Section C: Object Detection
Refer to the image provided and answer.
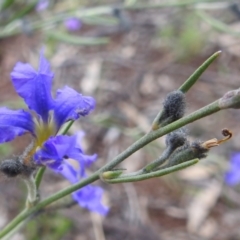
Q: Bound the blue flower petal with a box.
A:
[225,152,240,186]
[229,153,240,167]
[0,107,34,143]
[34,132,97,171]
[73,185,109,215]
[60,162,108,215]
[53,86,95,129]
[60,161,78,183]
[225,170,240,186]
[34,139,62,169]
[11,51,54,122]
[34,132,108,215]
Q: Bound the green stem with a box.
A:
[1,218,28,240]
[46,31,109,45]
[197,10,240,36]
[104,159,199,183]
[0,100,221,237]
[33,48,220,197]
[0,99,222,238]
[99,100,220,172]
[125,0,218,9]
[179,51,221,93]
[61,120,74,135]
[0,174,98,238]
[35,167,46,189]
[24,174,38,206]
[143,146,173,172]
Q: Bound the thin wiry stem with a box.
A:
[103,159,199,183]
[35,167,46,189]
[24,174,38,206]
[0,49,227,238]
[0,99,222,238]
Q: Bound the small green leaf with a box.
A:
[179,51,221,93]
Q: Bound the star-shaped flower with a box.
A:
[0,50,108,215]
[35,132,108,215]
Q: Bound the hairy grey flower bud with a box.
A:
[144,128,188,173]
[0,159,23,177]
[0,142,37,178]
[165,128,188,150]
[166,140,209,168]
[152,90,186,130]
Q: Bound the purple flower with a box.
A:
[9,49,95,147]
[64,17,82,32]
[225,153,240,186]
[36,0,49,12]
[35,132,109,215]
[59,154,108,215]
[34,132,96,172]
[0,50,108,215]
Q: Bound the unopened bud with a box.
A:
[0,159,23,177]
[219,88,240,109]
[0,154,36,178]
[152,90,186,130]
[144,128,187,173]
[165,128,188,150]
[165,141,209,168]
[159,129,232,169]
[101,169,124,180]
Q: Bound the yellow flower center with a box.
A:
[34,112,57,147]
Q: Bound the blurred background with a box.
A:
[1,0,240,239]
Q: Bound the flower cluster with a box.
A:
[0,50,108,215]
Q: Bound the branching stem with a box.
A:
[0,100,221,238]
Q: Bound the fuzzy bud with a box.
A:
[0,159,23,177]
[165,128,188,150]
[144,128,187,173]
[152,90,186,130]
[164,141,209,168]
[0,156,36,178]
